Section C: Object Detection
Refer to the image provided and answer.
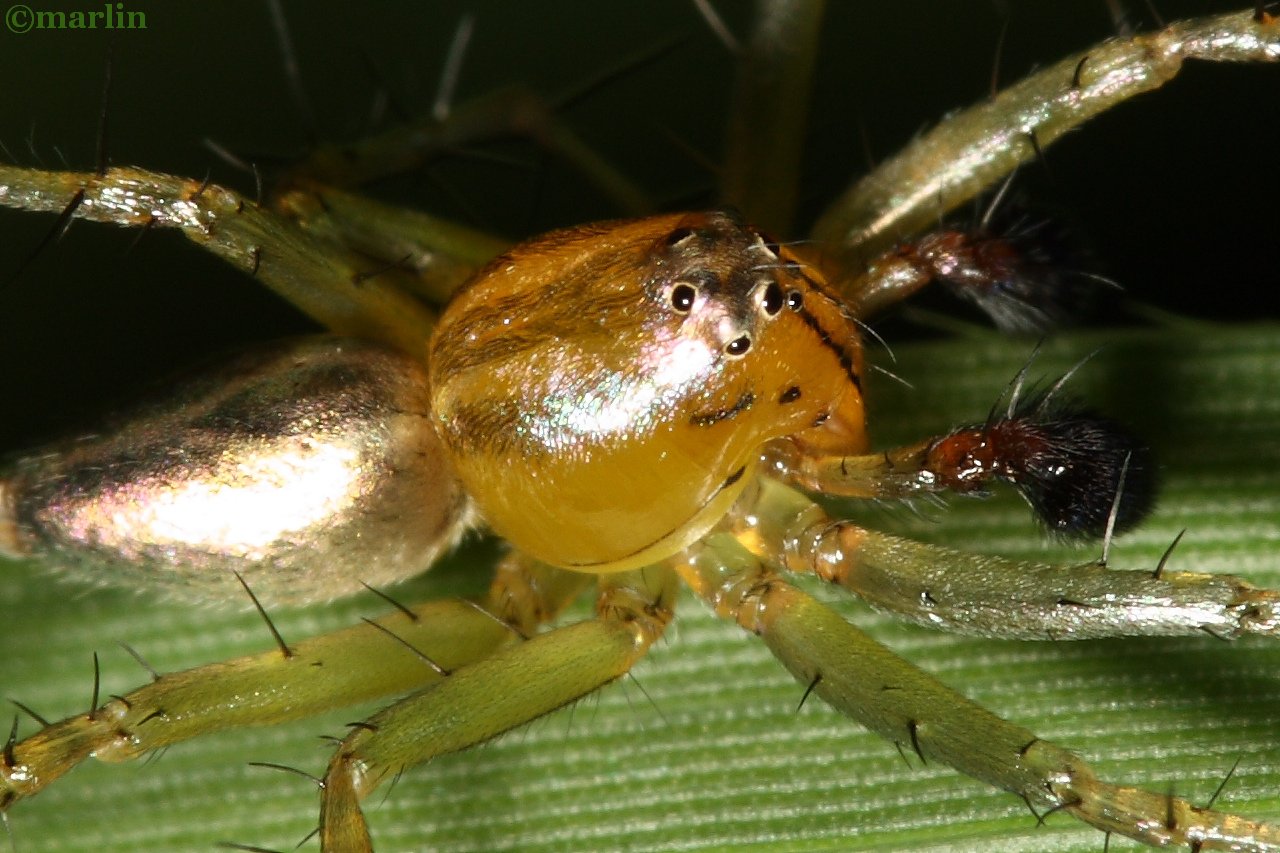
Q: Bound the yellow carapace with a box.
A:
[431,211,867,571]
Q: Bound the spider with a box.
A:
[1,2,1279,851]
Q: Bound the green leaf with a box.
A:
[5,323,1279,852]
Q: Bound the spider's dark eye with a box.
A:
[786,290,804,311]
[724,335,752,357]
[669,283,697,312]
[760,281,785,316]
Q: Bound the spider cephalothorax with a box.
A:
[430,210,867,570]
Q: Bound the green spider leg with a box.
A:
[0,556,588,812]
[319,566,677,852]
[676,527,1280,851]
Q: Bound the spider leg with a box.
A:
[0,86,648,336]
[318,564,677,852]
[0,163,437,354]
[0,557,589,812]
[269,184,506,306]
[1,30,668,335]
[677,532,1280,850]
[832,217,1108,333]
[719,0,824,235]
[284,85,655,218]
[812,9,1280,275]
[735,477,1280,641]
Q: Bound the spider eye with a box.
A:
[786,290,804,311]
[759,281,785,316]
[669,283,698,312]
[724,335,752,357]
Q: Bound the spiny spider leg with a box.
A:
[319,566,677,852]
[676,533,1280,851]
[0,558,588,812]
[812,9,1280,275]
[286,86,656,218]
[734,476,1280,642]
[0,164,435,353]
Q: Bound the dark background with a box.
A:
[0,0,1276,449]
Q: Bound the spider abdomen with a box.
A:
[0,337,469,605]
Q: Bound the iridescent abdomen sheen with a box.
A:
[1,338,469,604]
